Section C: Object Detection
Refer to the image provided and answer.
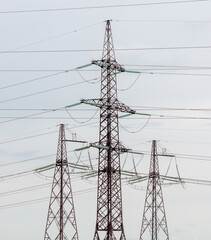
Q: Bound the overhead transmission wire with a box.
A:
[0,168,37,181]
[4,64,211,71]
[0,130,58,145]
[0,71,67,90]
[0,110,210,148]
[3,45,211,54]
[0,106,63,125]
[0,0,207,14]
[123,63,211,70]
[125,67,211,71]
[157,142,183,183]
[144,126,211,133]
[0,178,95,198]
[0,153,57,167]
[10,21,103,51]
[0,164,90,181]
[76,69,101,84]
[0,179,139,210]
[133,149,211,162]
[131,105,211,111]
[2,147,211,188]
[0,183,51,197]
[115,19,211,23]
[0,124,58,143]
[0,80,87,105]
[0,70,210,77]
[2,105,211,112]
[65,108,99,124]
[118,73,141,91]
[0,67,100,106]
[132,71,211,77]
[0,187,97,211]
[65,125,87,142]
[2,142,211,170]
[2,115,211,121]
[119,115,151,133]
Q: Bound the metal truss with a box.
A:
[81,20,136,240]
[44,124,79,240]
[140,140,169,240]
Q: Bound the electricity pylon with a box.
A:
[44,124,79,240]
[140,140,169,240]
[81,20,135,240]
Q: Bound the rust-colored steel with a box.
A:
[44,124,79,240]
[82,20,135,240]
[140,140,169,240]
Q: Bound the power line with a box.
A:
[0,183,51,197]
[0,164,89,181]
[136,149,211,161]
[2,45,211,54]
[0,80,86,105]
[132,105,211,111]
[0,108,96,111]
[0,124,58,142]
[2,64,211,72]
[10,22,103,51]
[145,126,211,132]
[4,64,211,71]
[0,71,68,90]
[0,0,206,14]
[0,69,100,72]
[0,106,65,125]
[1,105,211,112]
[1,115,211,121]
[124,64,211,69]
[116,19,211,23]
[133,71,211,77]
[0,153,56,167]
[0,69,99,91]
[0,130,58,145]
[0,187,97,210]
[0,197,49,210]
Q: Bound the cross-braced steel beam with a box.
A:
[140,140,169,240]
[44,124,79,240]
[87,20,134,240]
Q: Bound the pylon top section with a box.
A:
[92,20,125,73]
[56,124,68,166]
[102,20,115,61]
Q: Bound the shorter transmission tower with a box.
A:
[44,124,79,240]
[140,140,169,240]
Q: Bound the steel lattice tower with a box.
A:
[81,20,135,240]
[140,140,169,240]
[44,124,79,240]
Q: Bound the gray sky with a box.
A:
[0,0,211,239]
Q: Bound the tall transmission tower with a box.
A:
[81,20,135,240]
[140,140,169,240]
[44,124,79,240]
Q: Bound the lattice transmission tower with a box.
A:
[140,140,169,240]
[81,20,135,240]
[44,124,79,240]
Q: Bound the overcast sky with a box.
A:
[0,0,211,239]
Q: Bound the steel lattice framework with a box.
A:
[81,20,135,240]
[140,140,169,240]
[44,124,79,240]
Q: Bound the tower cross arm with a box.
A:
[80,98,136,114]
[114,100,136,114]
[92,60,125,72]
